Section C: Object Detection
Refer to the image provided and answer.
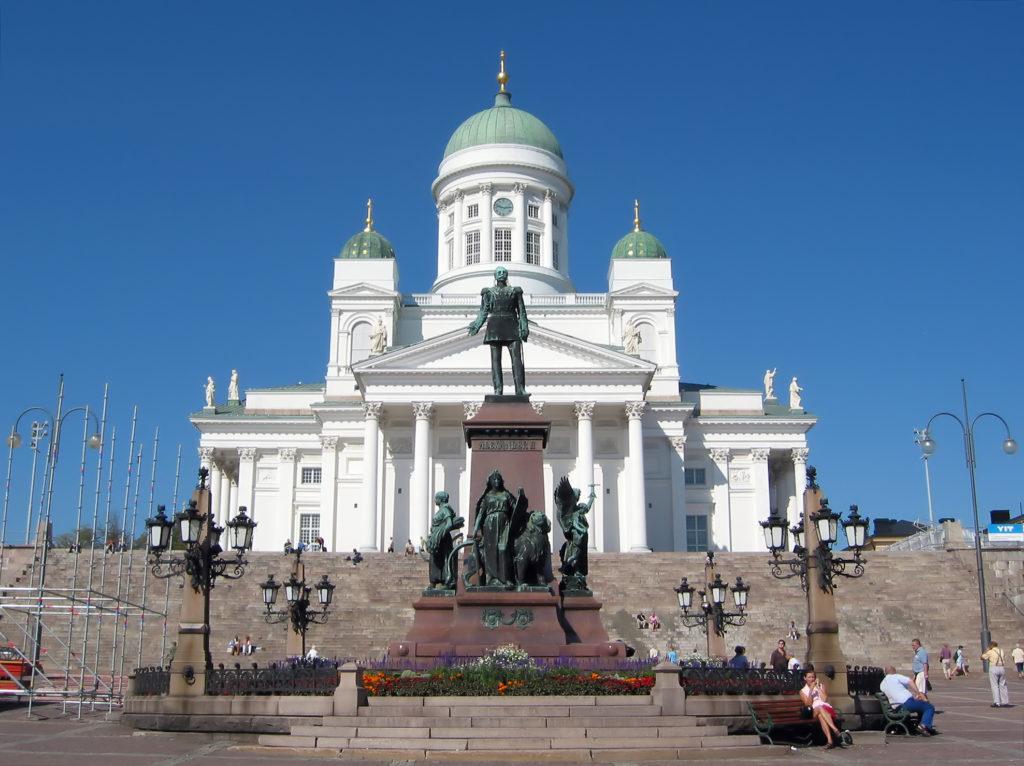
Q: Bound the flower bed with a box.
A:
[364,645,654,697]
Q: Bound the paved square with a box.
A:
[0,675,1019,764]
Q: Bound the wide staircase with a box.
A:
[1,547,1021,672]
[257,695,760,757]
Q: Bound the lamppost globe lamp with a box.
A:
[283,573,303,604]
[760,510,788,553]
[87,433,102,449]
[812,500,841,546]
[261,574,280,609]
[6,431,23,449]
[731,577,750,610]
[1003,437,1019,455]
[145,505,173,553]
[175,500,204,546]
[709,574,727,606]
[315,575,335,608]
[842,505,870,550]
[226,507,256,553]
[919,431,937,455]
[674,577,694,611]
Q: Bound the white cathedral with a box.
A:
[192,56,816,555]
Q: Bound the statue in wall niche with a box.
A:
[204,376,216,408]
[623,323,641,356]
[513,511,553,590]
[370,318,388,356]
[472,469,527,587]
[228,369,240,402]
[426,491,464,590]
[789,376,803,409]
[468,266,529,397]
[763,368,777,400]
[554,476,594,592]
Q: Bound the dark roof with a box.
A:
[871,518,926,538]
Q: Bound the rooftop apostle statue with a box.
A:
[472,469,527,587]
[468,266,529,397]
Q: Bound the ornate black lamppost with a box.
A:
[144,468,256,674]
[674,567,750,638]
[260,550,335,657]
[760,468,869,593]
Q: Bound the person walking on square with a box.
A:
[981,641,1010,707]
[939,643,953,680]
[770,639,789,672]
[954,645,969,676]
[911,638,929,694]
[880,666,939,736]
[1012,642,1024,680]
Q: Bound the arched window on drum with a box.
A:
[350,322,373,366]
[637,323,658,365]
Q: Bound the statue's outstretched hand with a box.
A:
[468,322,481,336]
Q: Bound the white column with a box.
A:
[750,448,771,552]
[574,402,596,550]
[228,478,238,518]
[219,469,232,520]
[319,436,339,552]
[454,190,465,266]
[542,189,555,269]
[410,402,434,550]
[669,436,688,552]
[791,448,809,527]
[513,183,527,263]
[479,183,493,264]
[625,401,650,552]
[236,448,257,544]
[277,448,296,546]
[709,448,732,551]
[208,458,223,518]
[359,402,383,551]
[437,201,447,275]
[328,310,341,376]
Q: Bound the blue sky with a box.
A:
[1,1,1021,540]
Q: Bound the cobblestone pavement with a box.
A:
[0,675,1019,765]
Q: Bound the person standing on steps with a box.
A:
[770,639,789,672]
[911,638,929,695]
[939,643,953,680]
[981,641,1010,707]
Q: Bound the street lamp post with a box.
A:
[760,467,869,706]
[917,378,1018,654]
[144,468,256,695]
[673,551,749,659]
[260,549,335,657]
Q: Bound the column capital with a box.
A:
[751,448,771,463]
[478,182,493,195]
[237,447,257,462]
[198,446,215,463]
[573,401,595,421]
[278,448,297,462]
[463,401,482,420]
[624,401,647,421]
[363,401,384,420]
[512,182,528,195]
[669,435,687,452]
[792,447,810,464]
[544,188,557,201]
[320,435,340,451]
[709,447,731,463]
[454,189,465,200]
[412,402,435,420]
[530,400,545,416]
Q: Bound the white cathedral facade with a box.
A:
[191,59,816,555]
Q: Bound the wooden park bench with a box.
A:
[746,698,843,746]
[874,692,921,735]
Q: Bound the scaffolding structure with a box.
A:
[0,377,178,717]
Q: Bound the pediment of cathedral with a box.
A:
[328,282,400,299]
[608,282,679,299]
[353,323,655,378]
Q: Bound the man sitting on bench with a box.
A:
[880,665,939,736]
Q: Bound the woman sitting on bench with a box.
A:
[800,669,845,749]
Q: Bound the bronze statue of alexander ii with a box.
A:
[468,266,529,397]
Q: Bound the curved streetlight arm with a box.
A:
[11,407,56,435]
[971,411,1014,438]
[58,406,101,434]
[923,411,966,435]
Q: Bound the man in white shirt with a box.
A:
[880,666,938,735]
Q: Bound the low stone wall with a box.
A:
[124,694,333,733]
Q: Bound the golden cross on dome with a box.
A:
[633,199,642,232]
[364,198,374,232]
[497,50,509,94]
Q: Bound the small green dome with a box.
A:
[444,92,563,159]
[339,199,395,259]
[612,200,668,259]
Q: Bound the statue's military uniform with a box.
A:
[479,285,525,344]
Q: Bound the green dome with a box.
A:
[612,230,667,260]
[339,229,395,259]
[444,93,563,159]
